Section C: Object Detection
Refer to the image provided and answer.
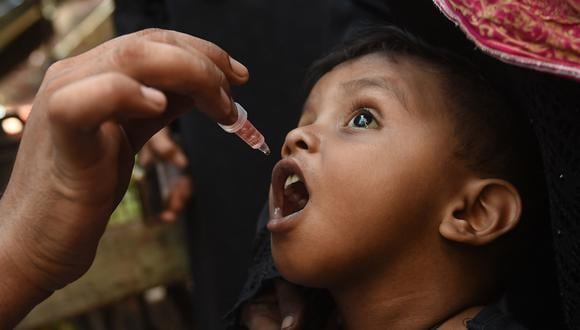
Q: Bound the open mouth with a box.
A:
[271,159,310,218]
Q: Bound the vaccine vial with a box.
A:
[218,102,271,155]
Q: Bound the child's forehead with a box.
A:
[302,53,443,116]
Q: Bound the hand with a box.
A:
[139,128,192,222]
[241,279,306,330]
[0,29,248,325]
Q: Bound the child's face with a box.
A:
[268,53,465,287]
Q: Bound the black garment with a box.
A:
[230,2,577,329]
[228,206,553,330]
[368,14,579,328]
[115,1,359,329]
[114,1,578,329]
[466,305,528,330]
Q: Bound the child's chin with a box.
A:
[272,250,334,289]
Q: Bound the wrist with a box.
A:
[0,205,53,326]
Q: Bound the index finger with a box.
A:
[61,29,249,86]
[108,39,237,123]
[52,34,241,125]
[135,29,250,85]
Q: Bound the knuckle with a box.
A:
[136,28,180,47]
[216,48,231,68]
[198,58,224,89]
[46,61,64,77]
[46,90,72,125]
[45,58,74,79]
[201,40,220,56]
[42,59,77,95]
[148,29,174,44]
[193,56,213,82]
[112,39,146,67]
[203,41,230,66]
[137,28,166,38]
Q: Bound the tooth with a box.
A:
[284,174,301,189]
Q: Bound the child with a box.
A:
[235,26,557,329]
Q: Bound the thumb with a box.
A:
[47,72,166,167]
[275,279,305,330]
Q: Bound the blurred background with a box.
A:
[1,0,356,328]
[1,0,194,328]
[5,1,574,329]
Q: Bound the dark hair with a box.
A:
[307,26,533,184]
[305,26,558,327]
[305,25,545,231]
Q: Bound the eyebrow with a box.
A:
[340,76,409,111]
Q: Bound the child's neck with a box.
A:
[329,247,494,329]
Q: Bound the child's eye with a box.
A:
[348,108,379,129]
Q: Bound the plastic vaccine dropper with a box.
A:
[218,102,271,155]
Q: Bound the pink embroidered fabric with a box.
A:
[433,0,580,80]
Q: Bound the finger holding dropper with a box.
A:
[218,102,271,155]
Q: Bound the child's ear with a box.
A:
[439,179,522,246]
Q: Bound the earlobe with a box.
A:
[439,179,522,246]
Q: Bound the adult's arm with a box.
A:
[0,28,248,327]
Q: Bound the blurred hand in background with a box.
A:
[139,128,193,222]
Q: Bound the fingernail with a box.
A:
[141,86,166,109]
[281,315,295,329]
[229,57,249,77]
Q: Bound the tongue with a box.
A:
[283,181,309,216]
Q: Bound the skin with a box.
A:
[241,279,306,330]
[0,29,249,327]
[0,29,521,328]
[268,54,516,329]
[138,128,192,223]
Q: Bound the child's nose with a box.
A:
[281,126,320,157]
